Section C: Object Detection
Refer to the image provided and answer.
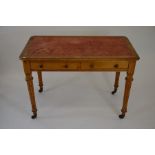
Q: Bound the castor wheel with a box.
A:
[111,88,117,95]
[119,113,125,119]
[38,87,43,93]
[31,112,37,119]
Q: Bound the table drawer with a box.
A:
[81,61,128,70]
[31,62,80,71]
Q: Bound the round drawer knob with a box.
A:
[114,64,119,68]
[64,64,68,68]
[39,64,43,68]
[90,64,94,68]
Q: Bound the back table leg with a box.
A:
[112,72,120,94]
[37,71,43,93]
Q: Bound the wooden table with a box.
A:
[19,36,140,119]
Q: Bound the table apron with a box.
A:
[30,60,129,71]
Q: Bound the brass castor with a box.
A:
[38,87,43,93]
[111,88,117,95]
[31,112,37,119]
[119,113,125,119]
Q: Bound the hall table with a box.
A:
[19,36,140,119]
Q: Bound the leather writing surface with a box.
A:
[20,36,139,59]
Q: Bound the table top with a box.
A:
[19,36,140,60]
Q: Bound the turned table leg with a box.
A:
[112,72,120,95]
[119,62,136,119]
[23,61,37,119]
[37,71,43,93]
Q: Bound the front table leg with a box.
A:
[119,62,136,119]
[23,61,37,119]
[25,73,37,119]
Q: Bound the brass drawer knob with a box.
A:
[89,64,94,68]
[114,64,119,68]
[39,64,43,68]
[64,64,68,68]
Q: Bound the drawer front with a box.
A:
[81,61,128,70]
[31,62,80,71]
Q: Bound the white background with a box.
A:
[0,0,155,155]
